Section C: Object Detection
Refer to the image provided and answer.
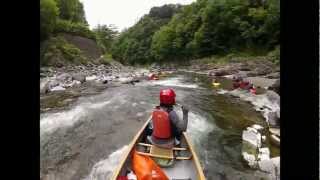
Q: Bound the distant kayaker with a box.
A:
[147,88,189,148]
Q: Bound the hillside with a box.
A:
[111,0,280,65]
[40,0,117,67]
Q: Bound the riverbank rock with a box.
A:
[258,159,274,173]
[268,79,280,95]
[242,152,258,168]
[72,73,86,83]
[246,77,277,89]
[269,128,280,137]
[251,124,264,132]
[254,66,273,76]
[265,72,280,79]
[50,86,66,91]
[270,134,280,147]
[266,111,279,127]
[271,157,280,178]
[242,127,262,168]
[257,148,270,161]
[56,73,72,82]
[266,90,280,106]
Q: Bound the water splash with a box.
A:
[150,77,199,89]
[40,100,111,135]
[84,145,129,180]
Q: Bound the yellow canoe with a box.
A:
[111,116,206,180]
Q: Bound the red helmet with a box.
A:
[160,88,176,105]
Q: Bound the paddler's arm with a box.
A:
[170,105,189,132]
[181,105,189,131]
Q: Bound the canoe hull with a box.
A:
[111,117,206,180]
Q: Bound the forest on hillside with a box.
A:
[112,0,279,65]
[40,0,279,66]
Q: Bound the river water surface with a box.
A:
[40,72,276,180]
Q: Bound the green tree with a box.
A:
[40,0,59,41]
[93,24,118,53]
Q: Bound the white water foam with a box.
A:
[40,100,111,135]
[150,77,199,89]
[186,111,214,143]
[84,145,129,180]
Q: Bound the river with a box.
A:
[40,72,277,180]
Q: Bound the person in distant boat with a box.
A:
[147,88,189,148]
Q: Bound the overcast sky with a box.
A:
[79,0,195,31]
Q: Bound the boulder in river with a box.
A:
[271,157,280,178]
[257,147,270,161]
[268,79,280,95]
[242,127,262,149]
[86,75,97,81]
[258,159,275,173]
[265,72,280,79]
[56,73,72,82]
[245,77,277,89]
[270,134,280,147]
[251,124,264,132]
[242,152,258,168]
[50,86,66,91]
[242,127,262,167]
[253,66,273,76]
[269,128,280,137]
[72,73,86,83]
[266,111,280,127]
[266,90,280,106]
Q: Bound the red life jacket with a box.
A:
[152,108,172,139]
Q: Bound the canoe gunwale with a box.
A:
[111,116,206,180]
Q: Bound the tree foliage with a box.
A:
[112,0,279,64]
[40,0,59,41]
[54,0,87,24]
[93,24,118,53]
[111,4,182,65]
[41,0,90,42]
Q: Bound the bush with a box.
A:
[54,19,96,40]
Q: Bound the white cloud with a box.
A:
[79,0,195,31]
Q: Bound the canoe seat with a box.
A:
[137,143,192,160]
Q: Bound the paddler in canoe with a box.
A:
[112,88,206,180]
[146,88,189,149]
